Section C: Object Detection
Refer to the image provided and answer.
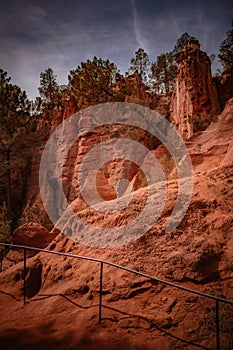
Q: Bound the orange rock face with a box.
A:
[187,97,233,173]
[170,44,220,140]
[0,100,233,350]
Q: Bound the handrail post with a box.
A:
[216,300,220,350]
[99,261,103,324]
[23,248,27,305]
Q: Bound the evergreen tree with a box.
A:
[173,32,200,55]
[218,20,233,70]
[0,70,45,232]
[129,48,150,84]
[30,97,43,116]
[0,202,11,260]
[38,67,61,111]
[68,57,119,107]
[0,69,11,86]
[151,33,200,93]
[0,203,11,242]
[151,52,177,93]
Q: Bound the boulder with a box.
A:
[12,222,57,248]
[2,222,57,270]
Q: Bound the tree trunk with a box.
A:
[6,150,12,226]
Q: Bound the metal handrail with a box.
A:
[0,242,233,350]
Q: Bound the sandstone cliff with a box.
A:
[170,43,220,140]
[1,50,233,349]
[0,98,233,350]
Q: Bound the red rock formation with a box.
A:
[69,122,151,205]
[1,100,233,350]
[12,222,56,248]
[187,97,233,173]
[113,71,149,105]
[124,71,147,101]
[25,96,79,226]
[2,222,57,270]
[1,104,233,348]
[170,43,220,140]
[62,94,79,119]
[24,82,163,229]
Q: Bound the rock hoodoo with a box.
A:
[113,71,148,103]
[170,43,220,140]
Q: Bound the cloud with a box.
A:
[0,0,232,99]
[130,0,148,50]
[0,0,137,98]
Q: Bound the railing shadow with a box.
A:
[29,292,210,350]
[0,289,21,302]
[0,242,233,350]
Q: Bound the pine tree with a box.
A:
[129,48,150,84]
[173,32,200,55]
[0,203,11,242]
[0,69,11,86]
[69,57,119,107]
[150,33,200,93]
[38,67,61,111]
[0,70,45,232]
[218,20,233,71]
[151,52,177,93]
[0,202,11,260]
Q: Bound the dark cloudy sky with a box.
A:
[0,0,232,100]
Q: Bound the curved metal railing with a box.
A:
[0,242,233,350]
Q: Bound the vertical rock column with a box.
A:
[170,43,220,140]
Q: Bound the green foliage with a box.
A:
[30,97,43,116]
[0,69,46,231]
[69,57,119,107]
[0,69,11,86]
[38,67,61,111]
[0,70,31,170]
[18,202,42,226]
[218,20,233,70]
[129,48,150,84]
[150,33,200,93]
[210,53,216,64]
[188,113,217,132]
[0,202,11,259]
[173,32,200,55]
[151,52,177,93]
[0,203,11,241]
